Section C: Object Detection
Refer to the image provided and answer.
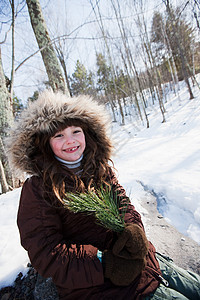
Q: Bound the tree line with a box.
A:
[0,0,200,193]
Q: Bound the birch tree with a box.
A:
[96,53,117,122]
[163,0,194,99]
[110,0,146,125]
[138,15,166,123]
[0,48,14,193]
[90,0,125,125]
[26,0,70,95]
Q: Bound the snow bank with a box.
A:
[113,80,200,245]
[0,188,29,288]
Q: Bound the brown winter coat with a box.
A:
[18,169,162,300]
[7,90,162,299]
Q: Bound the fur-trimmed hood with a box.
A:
[6,90,113,175]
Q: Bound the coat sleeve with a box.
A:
[17,177,104,290]
[108,168,144,229]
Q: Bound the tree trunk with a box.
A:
[111,0,150,127]
[0,159,9,194]
[90,0,125,124]
[0,135,13,188]
[143,41,166,123]
[164,0,194,100]
[9,0,15,100]
[117,44,143,121]
[26,0,69,95]
[107,95,117,122]
[162,22,180,94]
[0,48,14,137]
[54,44,72,96]
[0,50,14,191]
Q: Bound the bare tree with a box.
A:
[191,0,200,30]
[0,48,14,193]
[90,0,125,125]
[110,0,147,126]
[0,49,14,137]
[163,0,194,99]
[9,0,15,100]
[114,41,143,122]
[0,156,9,193]
[26,0,69,95]
[137,14,166,123]
[54,40,72,96]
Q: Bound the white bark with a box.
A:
[0,159,9,194]
[26,0,70,95]
[0,48,14,136]
[0,48,14,191]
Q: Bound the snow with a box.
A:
[0,78,200,288]
[112,79,200,244]
[0,188,29,288]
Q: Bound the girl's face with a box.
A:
[49,126,86,162]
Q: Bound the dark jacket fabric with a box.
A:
[7,91,162,299]
[18,169,162,300]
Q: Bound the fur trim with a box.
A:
[6,90,113,175]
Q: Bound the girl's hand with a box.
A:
[112,223,149,260]
[104,250,145,286]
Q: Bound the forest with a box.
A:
[0,0,200,193]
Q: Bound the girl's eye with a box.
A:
[54,133,63,138]
[73,130,81,134]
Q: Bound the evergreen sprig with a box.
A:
[63,188,126,232]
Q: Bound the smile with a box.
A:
[64,146,79,153]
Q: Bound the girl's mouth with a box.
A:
[64,146,79,153]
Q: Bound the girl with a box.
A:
[7,90,200,299]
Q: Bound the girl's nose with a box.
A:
[65,135,75,144]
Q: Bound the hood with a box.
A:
[6,90,113,175]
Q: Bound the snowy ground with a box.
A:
[0,78,200,288]
[113,79,200,244]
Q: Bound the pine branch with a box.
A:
[63,188,126,232]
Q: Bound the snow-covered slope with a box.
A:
[113,79,200,244]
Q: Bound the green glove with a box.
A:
[113,223,149,260]
[104,250,145,286]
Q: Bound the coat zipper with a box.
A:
[145,266,169,287]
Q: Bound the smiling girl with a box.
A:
[7,90,200,300]
[50,126,86,162]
